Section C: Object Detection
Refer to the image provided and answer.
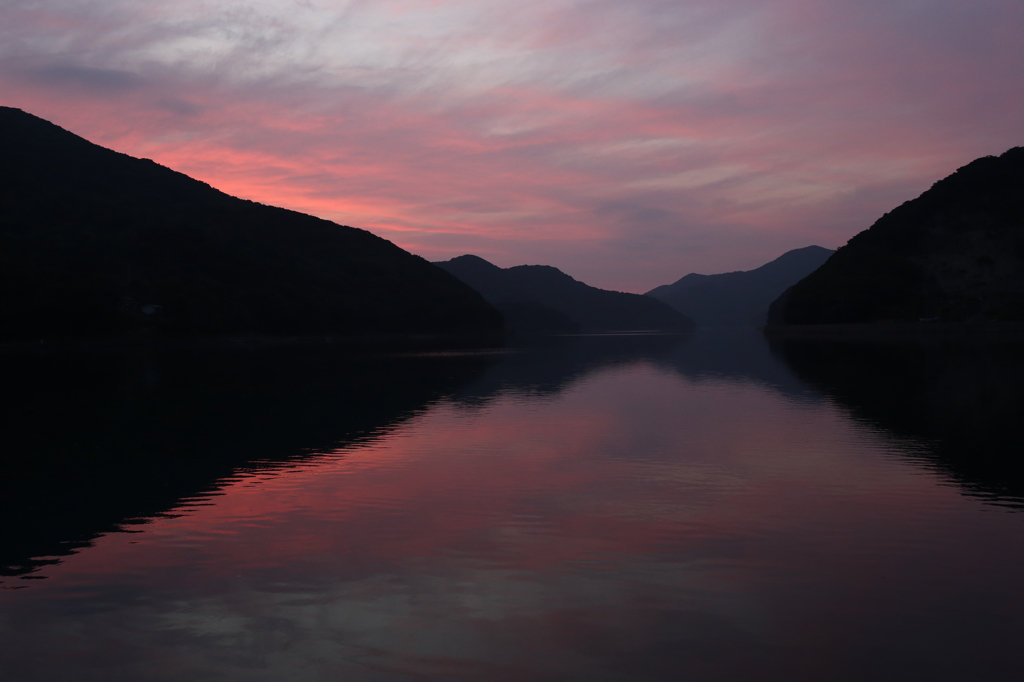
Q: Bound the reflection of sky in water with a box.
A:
[2,347,1024,680]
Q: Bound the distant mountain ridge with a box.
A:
[435,255,695,333]
[769,147,1024,325]
[0,107,501,340]
[646,246,834,327]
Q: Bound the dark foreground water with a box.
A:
[2,331,1023,681]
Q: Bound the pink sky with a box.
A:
[2,0,1022,291]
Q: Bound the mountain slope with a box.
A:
[0,107,501,340]
[768,147,1024,325]
[435,255,695,333]
[646,246,834,327]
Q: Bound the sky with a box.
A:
[1,0,1022,292]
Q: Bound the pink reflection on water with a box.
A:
[3,363,1024,680]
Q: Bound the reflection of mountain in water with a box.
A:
[453,334,688,402]
[11,331,1019,583]
[0,345,493,580]
[772,336,1024,508]
[469,330,1024,511]
[452,330,817,404]
[655,329,818,400]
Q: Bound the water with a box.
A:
[1,331,1023,681]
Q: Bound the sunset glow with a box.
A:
[3,0,1022,290]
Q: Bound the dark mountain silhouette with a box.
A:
[0,107,501,340]
[434,254,695,333]
[646,246,834,327]
[769,147,1024,325]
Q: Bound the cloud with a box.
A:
[1,0,1022,290]
[24,65,145,92]
[154,96,202,116]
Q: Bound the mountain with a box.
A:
[768,147,1024,325]
[646,246,834,327]
[434,255,695,333]
[0,107,501,340]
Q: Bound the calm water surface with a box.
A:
[1,332,1023,681]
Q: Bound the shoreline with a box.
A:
[0,331,512,355]
[762,321,1024,340]
[0,329,692,355]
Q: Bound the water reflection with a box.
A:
[1,335,696,580]
[0,345,494,578]
[455,330,815,405]
[2,333,1024,681]
[7,331,1024,584]
[658,328,818,399]
[771,334,1024,508]
[454,333,686,401]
